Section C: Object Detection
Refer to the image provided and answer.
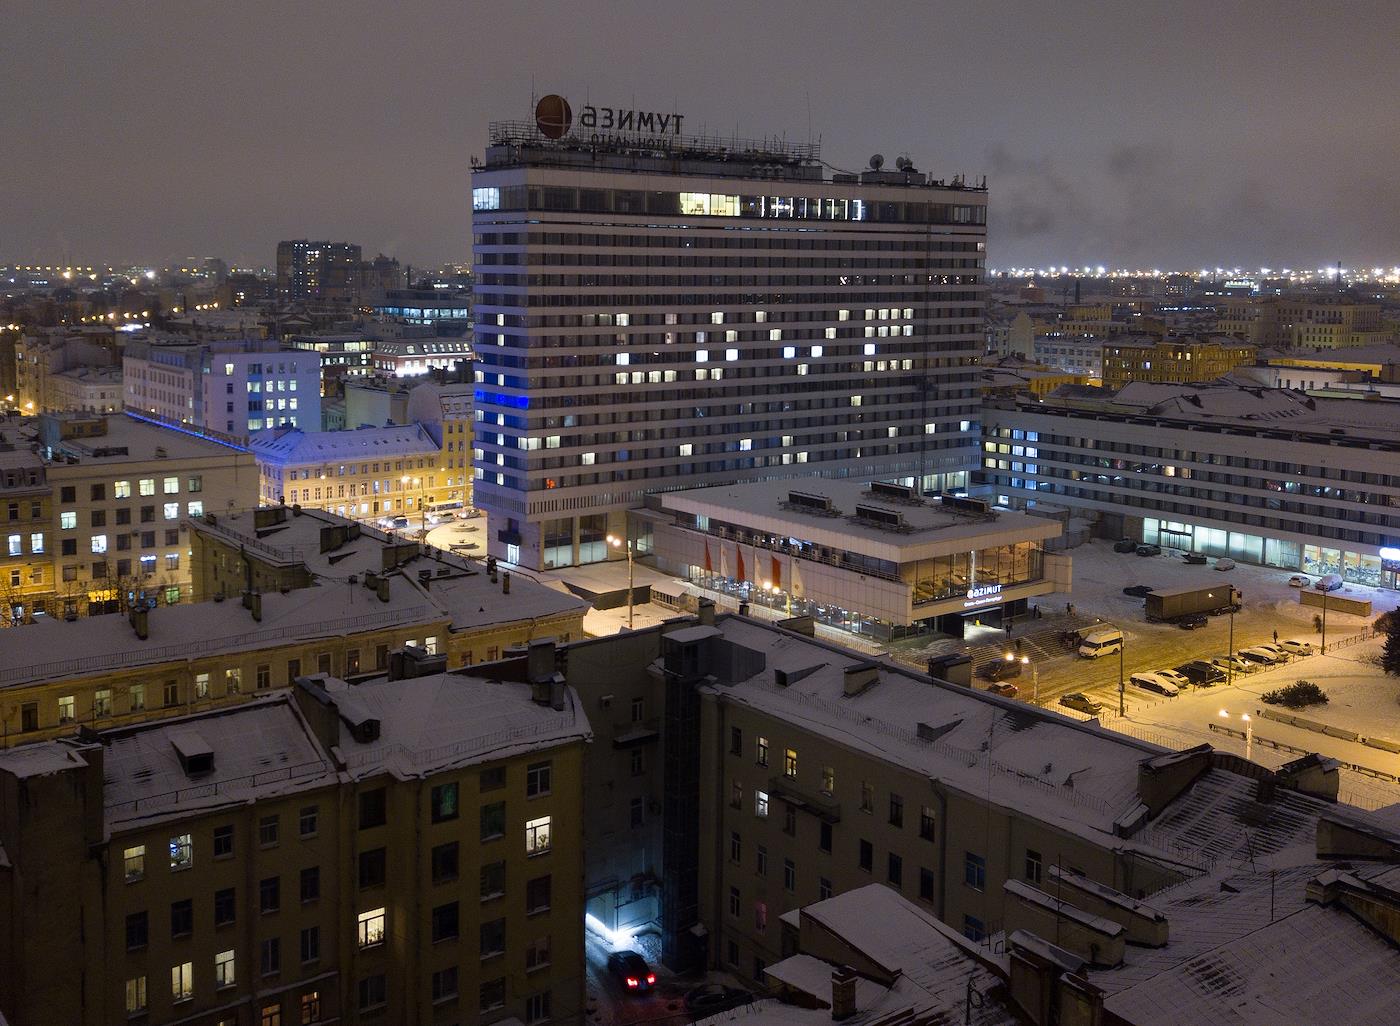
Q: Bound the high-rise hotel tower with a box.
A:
[471,97,986,570]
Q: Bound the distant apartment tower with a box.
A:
[471,99,987,569]
[276,240,362,305]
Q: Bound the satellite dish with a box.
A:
[869,154,884,170]
[895,155,912,171]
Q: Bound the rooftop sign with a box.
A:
[534,93,685,144]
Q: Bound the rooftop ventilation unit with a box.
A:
[868,481,919,503]
[786,490,835,514]
[169,728,215,777]
[939,493,992,516]
[854,504,906,530]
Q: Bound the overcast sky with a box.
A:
[5,0,1399,270]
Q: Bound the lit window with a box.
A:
[171,961,193,1002]
[755,790,769,817]
[782,346,795,359]
[123,844,145,882]
[187,501,203,517]
[169,833,193,871]
[30,532,43,553]
[6,534,17,556]
[725,348,739,361]
[525,815,552,856]
[357,908,386,949]
[163,477,178,495]
[60,511,76,529]
[139,479,155,496]
[784,748,797,778]
[125,975,147,1014]
[215,949,235,988]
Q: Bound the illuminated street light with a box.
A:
[1219,708,1253,761]
[606,533,634,630]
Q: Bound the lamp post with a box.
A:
[1118,640,1126,717]
[1227,593,1237,688]
[1219,708,1253,761]
[607,532,634,629]
[401,475,428,537]
[1320,589,1329,654]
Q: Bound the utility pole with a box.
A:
[1118,641,1125,717]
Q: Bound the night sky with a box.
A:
[5,0,1399,270]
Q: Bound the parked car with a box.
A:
[1183,552,1208,564]
[1060,692,1104,715]
[1278,639,1315,657]
[606,951,656,994]
[1123,584,1154,598]
[1254,643,1293,662]
[1113,538,1139,553]
[1287,574,1309,588]
[979,658,1023,682]
[1315,573,1344,592]
[1154,668,1191,690]
[987,681,1020,697]
[685,985,753,1018]
[1239,646,1285,666]
[1177,613,1209,630]
[1176,660,1226,685]
[1215,558,1236,571]
[1211,654,1258,675]
[1129,672,1181,697]
[391,516,410,530]
[1136,543,1162,557]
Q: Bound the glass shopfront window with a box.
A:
[906,542,1042,606]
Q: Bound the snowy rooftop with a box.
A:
[328,672,590,780]
[697,616,1172,853]
[749,884,1019,1026]
[249,423,439,465]
[48,413,250,463]
[660,479,1060,561]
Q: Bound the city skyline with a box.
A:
[5,0,1400,269]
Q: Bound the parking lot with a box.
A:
[893,539,1398,716]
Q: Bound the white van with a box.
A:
[1078,627,1124,659]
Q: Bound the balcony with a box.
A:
[769,775,841,823]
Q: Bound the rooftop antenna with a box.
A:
[806,91,813,147]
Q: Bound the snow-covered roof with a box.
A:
[249,423,439,465]
[329,673,591,780]
[699,616,1162,849]
[48,413,250,463]
[0,740,89,780]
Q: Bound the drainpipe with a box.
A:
[934,780,950,922]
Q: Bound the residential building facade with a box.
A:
[1101,335,1256,388]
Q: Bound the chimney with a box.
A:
[364,570,378,590]
[831,966,857,1021]
[549,677,566,711]
[843,663,879,697]
[376,576,391,603]
[502,571,511,595]
[697,598,716,626]
[129,606,149,641]
[248,590,262,622]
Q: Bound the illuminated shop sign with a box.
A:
[535,93,685,143]
[963,583,1003,609]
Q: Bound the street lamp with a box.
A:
[1219,708,1253,761]
[401,475,425,536]
[607,532,634,629]
[1118,639,1126,717]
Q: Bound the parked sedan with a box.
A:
[987,681,1020,698]
[1254,643,1293,662]
[1211,654,1259,675]
[606,951,656,994]
[1113,538,1139,553]
[979,658,1023,682]
[1136,544,1163,557]
[1239,647,1285,666]
[1129,672,1180,697]
[1183,552,1208,564]
[1287,574,1309,588]
[1060,692,1104,715]
[1215,558,1236,571]
[1123,584,1154,598]
[1176,660,1226,686]
[1177,613,1209,630]
[1154,668,1191,690]
[1278,639,1315,657]
[685,985,753,1018]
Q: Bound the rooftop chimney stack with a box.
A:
[129,606,149,641]
[831,966,857,1021]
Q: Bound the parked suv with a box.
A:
[1129,672,1181,697]
[1278,639,1315,657]
[1176,660,1226,686]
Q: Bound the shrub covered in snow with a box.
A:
[1262,680,1329,709]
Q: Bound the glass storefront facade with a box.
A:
[1143,518,1397,589]
[906,542,1042,605]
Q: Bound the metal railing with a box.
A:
[105,758,332,817]
[340,714,581,773]
[192,514,305,563]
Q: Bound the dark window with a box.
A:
[90,510,105,527]
[299,805,318,837]
[526,874,551,914]
[888,794,903,828]
[359,848,386,889]
[783,858,796,891]
[965,852,986,891]
[431,902,460,943]
[60,486,75,502]
[919,805,936,841]
[859,839,873,872]
[261,937,281,976]
[213,824,234,858]
[125,910,148,950]
[820,877,833,899]
[358,973,386,1010]
[432,965,459,1003]
[431,782,459,823]
[480,917,506,957]
[431,841,460,885]
[60,538,76,556]
[526,761,551,797]
[480,766,506,791]
[480,859,506,900]
[287,658,301,680]
[259,814,279,846]
[1025,849,1043,885]
[730,725,742,755]
[300,866,320,903]
[300,925,320,964]
[888,853,903,888]
[630,796,644,827]
[259,876,280,913]
[479,977,505,1012]
[480,801,506,840]
[170,898,193,938]
[214,887,236,927]
[783,803,797,836]
[21,702,39,731]
[920,867,935,901]
[819,821,832,853]
[90,484,104,501]
[359,788,386,829]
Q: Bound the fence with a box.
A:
[339,714,581,774]
[105,758,332,818]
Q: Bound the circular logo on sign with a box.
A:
[535,95,572,140]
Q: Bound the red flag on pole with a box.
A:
[771,555,782,590]
[737,546,747,584]
[704,539,713,573]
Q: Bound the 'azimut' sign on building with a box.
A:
[534,94,685,142]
